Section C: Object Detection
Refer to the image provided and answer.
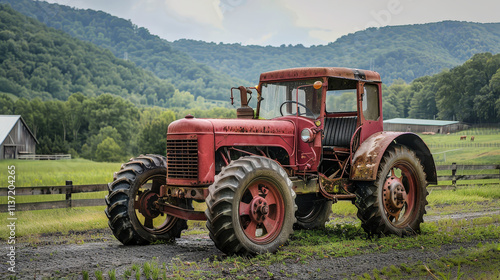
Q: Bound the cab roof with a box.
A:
[260,67,381,83]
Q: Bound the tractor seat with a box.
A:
[322,116,358,148]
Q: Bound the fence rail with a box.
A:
[428,143,500,148]
[18,154,72,160]
[1,164,499,212]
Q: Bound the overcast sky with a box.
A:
[45,0,500,46]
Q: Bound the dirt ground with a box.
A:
[2,211,499,280]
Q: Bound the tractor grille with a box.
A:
[166,138,198,179]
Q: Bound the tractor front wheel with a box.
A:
[205,156,296,255]
[105,154,188,245]
[355,146,428,236]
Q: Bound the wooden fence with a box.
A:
[1,164,499,212]
[431,163,500,189]
[1,181,107,212]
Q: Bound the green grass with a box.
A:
[0,159,120,188]
[0,206,107,238]
[419,130,500,165]
[428,185,500,204]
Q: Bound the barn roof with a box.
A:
[0,115,38,145]
[383,118,459,126]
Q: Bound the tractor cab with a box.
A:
[234,67,384,178]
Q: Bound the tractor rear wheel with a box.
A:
[205,156,296,255]
[294,194,332,229]
[105,154,188,245]
[355,145,428,236]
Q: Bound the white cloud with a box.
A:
[45,0,500,46]
[164,0,223,29]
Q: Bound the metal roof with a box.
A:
[0,115,38,145]
[260,67,381,82]
[383,118,459,126]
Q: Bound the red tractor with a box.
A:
[105,67,437,255]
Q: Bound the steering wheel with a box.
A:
[279,101,315,118]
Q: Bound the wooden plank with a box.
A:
[1,201,68,212]
[0,199,105,212]
[437,174,500,181]
[72,184,108,193]
[436,165,500,171]
[0,184,108,196]
[72,198,106,207]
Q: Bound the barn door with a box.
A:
[4,146,16,159]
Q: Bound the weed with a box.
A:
[122,269,131,279]
[143,261,151,279]
[94,270,104,280]
[82,271,89,280]
[108,269,116,280]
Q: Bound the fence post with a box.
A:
[451,163,457,191]
[66,180,73,208]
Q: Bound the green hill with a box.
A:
[0,0,248,100]
[4,0,500,88]
[0,4,179,106]
[171,21,500,84]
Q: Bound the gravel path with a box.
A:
[2,210,498,279]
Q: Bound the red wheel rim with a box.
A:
[238,179,285,244]
[382,161,418,228]
[133,176,177,234]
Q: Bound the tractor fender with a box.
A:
[350,131,437,184]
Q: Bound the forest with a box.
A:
[0,2,499,161]
[0,0,247,101]
[0,92,235,161]
[382,52,500,123]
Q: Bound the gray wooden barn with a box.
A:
[0,115,38,159]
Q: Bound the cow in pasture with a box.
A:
[470,136,475,141]
[460,135,467,140]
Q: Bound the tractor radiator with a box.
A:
[166,138,198,179]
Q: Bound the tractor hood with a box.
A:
[168,115,295,136]
[166,115,296,186]
[168,115,296,156]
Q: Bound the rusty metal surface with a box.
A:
[351,131,406,181]
[160,185,208,201]
[290,177,319,194]
[319,174,351,194]
[157,202,207,221]
[350,131,437,184]
[260,67,381,83]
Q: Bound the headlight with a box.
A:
[301,128,312,142]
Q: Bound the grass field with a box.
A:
[420,128,500,165]
[0,158,120,188]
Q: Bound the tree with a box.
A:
[96,137,123,162]
[137,111,176,155]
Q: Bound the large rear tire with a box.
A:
[205,156,296,255]
[105,154,188,245]
[355,145,428,236]
[294,194,332,229]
